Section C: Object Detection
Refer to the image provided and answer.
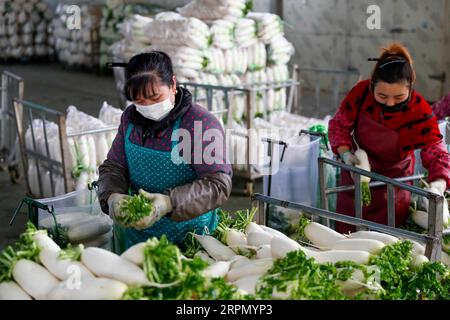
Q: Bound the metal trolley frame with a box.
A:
[0,71,24,183]
[253,157,449,262]
[13,99,118,198]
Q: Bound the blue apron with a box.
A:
[113,117,219,253]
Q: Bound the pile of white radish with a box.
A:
[0,229,141,300]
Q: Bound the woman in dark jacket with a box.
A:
[98,52,232,252]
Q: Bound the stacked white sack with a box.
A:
[234,18,257,48]
[210,19,235,50]
[143,16,211,50]
[267,36,295,66]
[177,0,251,23]
[50,4,102,68]
[246,12,284,44]
[0,0,53,59]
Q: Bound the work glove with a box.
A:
[131,189,173,230]
[429,179,447,196]
[340,151,360,166]
[107,193,132,226]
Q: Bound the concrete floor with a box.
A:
[0,62,261,250]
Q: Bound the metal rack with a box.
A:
[13,99,118,198]
[179,67,300,194]
[0,71,24,183]
[252,157,449,262]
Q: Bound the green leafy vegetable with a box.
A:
[0,222,41,282]
[118,193,154,226]
[58,244,84,261]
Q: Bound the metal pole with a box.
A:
[387,184,396,227]
[13,100,31,195]
[57,113,73,193]
[318,158,330,227]
[426,195,443,261]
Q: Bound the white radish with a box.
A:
[47,278,127,300]
[247,231,273,247]
[81,232,112,248]
[335,268,366,291]
[81,247,149,286]
[0,282,32,300]
[202,261,231,279]
[409,240,426,255]
[259,225,289,239]
[194,251,215,265]
[347,231,399,245]
[230,256,251,269]
[67,218,112,242]
[303,221,345,247]
[441,251,450,267]
[232,274,262,295]
[32,231,60,251]
[256,245,272,259]
[325,239,385,255]
[224,229,248,253]
[121,242,146,266]
[270,236,308,259]
[312,250,371,265]
[412,210,429,229]
[12,259,59,299]
[226,259,273,282]
[410,254,429,269]
[354,148,372,206]
[192,234,236,261]
[245,222,264,234]
[39,248,94,281]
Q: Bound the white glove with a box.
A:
[132,189,173,230]
[429,179,447,196]
[340,151,360,166]
[107,193,132,226]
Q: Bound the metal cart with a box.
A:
[253,157,449,262]
[13,99,118,198]
[179,67,300,194]
[0,71,24,183]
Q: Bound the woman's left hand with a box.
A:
[131,189,173,230]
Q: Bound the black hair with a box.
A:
[124,51,174,102]
[371,43,416,91]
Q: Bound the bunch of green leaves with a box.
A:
[181,232,202,259]
[0,222,41,282]
[361,182,372,207]
[369,241,413,299]
[71,142,91,178]
[243,0,253,15]
[123,236,243,300]
[293,215,311,244]
[256,250,347,300]
[118,193,154,226]
[58,244,84,261]
[402,262,450,300]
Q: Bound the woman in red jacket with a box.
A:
[328,42,450,234]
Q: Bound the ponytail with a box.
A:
[371,42,416,89]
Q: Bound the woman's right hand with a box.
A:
[107,193,131,225]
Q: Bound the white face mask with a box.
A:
[134,98,174,121]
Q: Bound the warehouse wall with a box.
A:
[283,0,450,105]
